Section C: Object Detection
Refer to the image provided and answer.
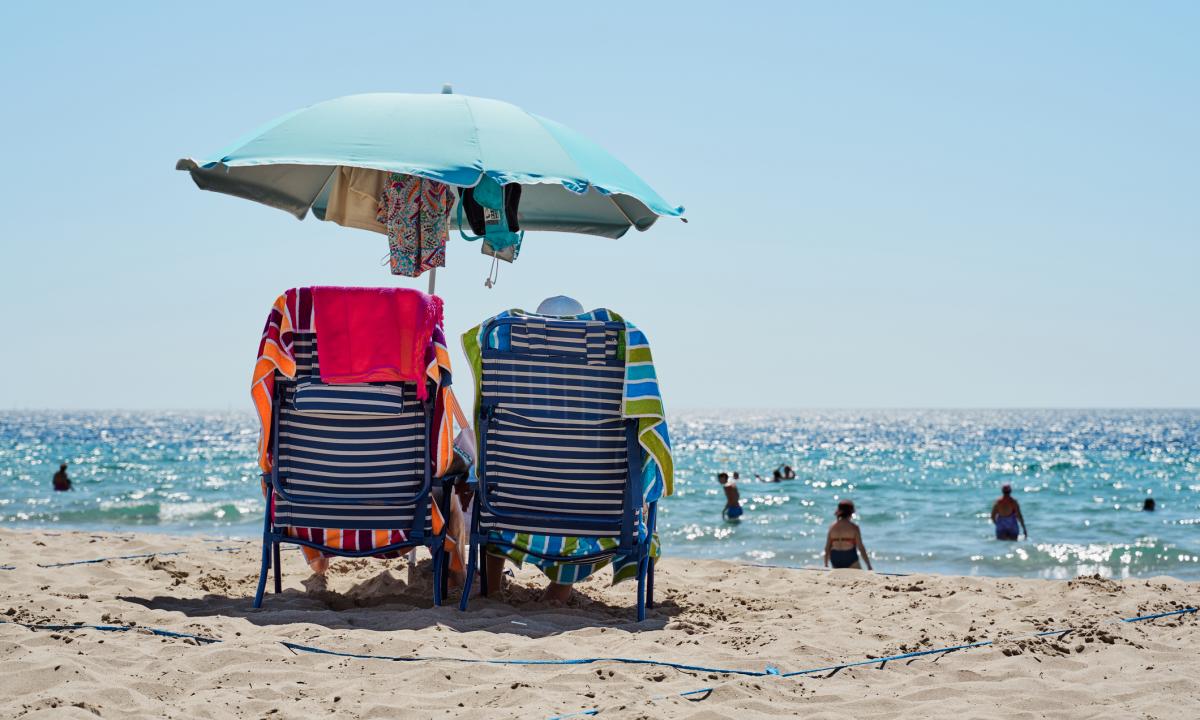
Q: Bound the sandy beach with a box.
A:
[1,529,1196,719]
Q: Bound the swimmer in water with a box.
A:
[991,484,1028,540]
[824,499,872,570]
[717,472,743,521]
[52,463,71,492]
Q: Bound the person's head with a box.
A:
[59,463,67,470]
[717,472,729,485]
[732,472,740,480]
[784,465,793,473]
[1001,483,1012,497]
[773,469,782,480]
[1143,497,1156,512]
[536,295,585,317]
[836,499,855,520]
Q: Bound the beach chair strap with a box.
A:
[515,317,612,365]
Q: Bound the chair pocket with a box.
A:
[292,380,408,416]
[492,405,624,431]
[482,406,631,526]
[488,406,628,469]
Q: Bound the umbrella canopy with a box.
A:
[177,92,684,239]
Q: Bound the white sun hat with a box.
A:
[536,295,585,316]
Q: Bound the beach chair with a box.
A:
[458,315,659,620]
[253,328,452,608]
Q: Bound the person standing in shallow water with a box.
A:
[717,472,743,521]
[52,463,71,492]
[824,499,872,570]
[991,483,1027,540]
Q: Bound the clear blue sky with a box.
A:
[1,2,1196,410]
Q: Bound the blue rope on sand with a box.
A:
[37,551,189,568]
[0,620,220,644]
[545,606,1198,719]
[1120,608,1194,622]
[281,641,781,677]
[3,601,1193,720]
[33,546,242,569]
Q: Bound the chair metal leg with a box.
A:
[439,545,450,602]
[434,540,448,607]
[636,556,648,622]
[647,557,655,609]
[479,542,490,598]
[436,552,446,607]
[272,542,282,594]
[252,534,270,609]
[458,538,477,611]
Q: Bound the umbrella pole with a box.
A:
[426,83,449,298]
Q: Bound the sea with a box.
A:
[2,409,1197,580]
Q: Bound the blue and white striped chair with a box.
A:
[254,331,450,608]
[458,316,658,620]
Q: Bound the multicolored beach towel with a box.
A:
[462,308,673,499]
[463,308,672,585]
[251,287,461,568]
[251,287,455,475]
[484,533,661,585]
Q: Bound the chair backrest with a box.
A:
[476,316,643,542]
[271,331,433,535]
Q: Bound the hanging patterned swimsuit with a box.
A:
[376,173,454,277]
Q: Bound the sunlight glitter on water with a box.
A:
[1,409,1198,579]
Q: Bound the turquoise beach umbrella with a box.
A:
[176,91,685,241]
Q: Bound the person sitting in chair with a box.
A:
[474,295,668,608]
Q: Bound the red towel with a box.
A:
[310,286,443,399]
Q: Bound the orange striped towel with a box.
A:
[252,287,465,572]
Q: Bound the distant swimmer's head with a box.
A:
[1001,484,1012,496]
[732,472,740,480]
[1143,497,1156,512]
[60,463,68,470]
[717,472,729,485]
[536,295,585,317]
[836,499,855,519]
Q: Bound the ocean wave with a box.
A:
[3,500,261,527]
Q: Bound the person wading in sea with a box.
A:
[717,472,743,521]
[52,463,71,492]
[991,483,1027,540]
[824,499,872,570]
